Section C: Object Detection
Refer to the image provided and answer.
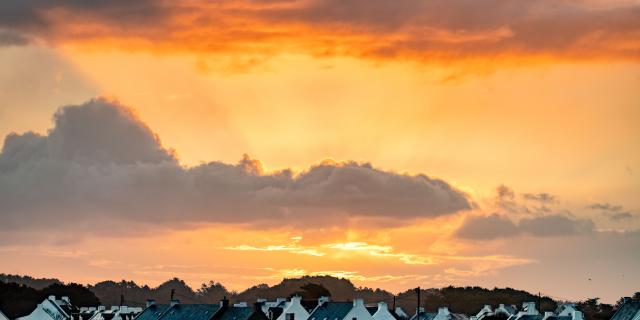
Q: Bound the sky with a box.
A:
[1,0,639,304]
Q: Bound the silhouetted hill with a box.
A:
[0,274,62,290]
[0,281,99,319]
[1,273,635,320]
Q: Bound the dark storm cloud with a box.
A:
[0,0,639,62]
[456,214,594,240]
[0,98,472,235]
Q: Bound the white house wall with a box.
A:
[344,300,373,320]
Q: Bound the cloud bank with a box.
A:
[455,214,595,240]
[0,98,471,235]
[1,0,639,63]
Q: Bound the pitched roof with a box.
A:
[160,304,221,320]
[136,304,171,320]
[518,315,543,320]
[309,302,353,320]
[611,301,640,320]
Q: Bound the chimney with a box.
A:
[257,299,267,303]
[221,297,230,308]
[277,298,287,304]
[291,296,302,304]
[318,296,330,306]
[170,299,180,307]
[98,306,106,312]
[377,302,388,312]
[49,295,56,301]
[353,298,364,308]
[61,296,71,304]
[438,307,450,317]
[235,302,248,307]
[573,311,584,320]
[146,299,156,308]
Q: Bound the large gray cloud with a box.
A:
[0,98,471,234]
[456,213,595,240]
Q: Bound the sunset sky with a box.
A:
[1,0,639,303]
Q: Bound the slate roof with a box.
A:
[309,302,353,320]
[216,306,256,320]
[611,301,640,320]
[160,304,221,320]
[136,304,171,320]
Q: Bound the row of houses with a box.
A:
[5,295,640,320]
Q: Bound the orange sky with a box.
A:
[0,0,639,304]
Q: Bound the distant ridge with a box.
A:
[1,273,635,320]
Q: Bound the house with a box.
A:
[276,297,310,320]
[611,300,640,320]
[343,299,374,320]
[16,295,79,320]
[89,306,143,320]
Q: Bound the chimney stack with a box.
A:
[353,298,364,307]
[318,296,330,306]
[170,299,180,307]
[146,299,156,308]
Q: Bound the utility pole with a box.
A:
[415,287,421,318]
[393,296,396,311]
[120,294,124,307]
[171,288,175,301]
[538,292,542,311]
